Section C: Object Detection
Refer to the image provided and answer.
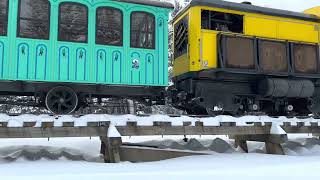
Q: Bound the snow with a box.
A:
[108,125,121,138]
[270,124,287,135]
[0,135,320,179]
[0,154,320,180]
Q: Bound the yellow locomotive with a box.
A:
[171,0,320,116]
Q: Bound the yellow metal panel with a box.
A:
[304,6,320,17]
[173,4,320,77]
[201,30,217,69]
[173,10,190,77]
[173,54,190,76]
[245,16,278,39]
[278,21,318,43]
[188,7,202,72]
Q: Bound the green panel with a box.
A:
[75,47,88,81]
[146,53,155,84]
[14,40,50,80]
[16,41,30,79]
[111,50,122,83]
[35,44,48,80]
[130,51,142,84]
[96,48,107,83]
[3,0,171,87]
[0,38,6,78]
[57,45,70,81]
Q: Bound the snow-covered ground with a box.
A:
[0,135,320,179]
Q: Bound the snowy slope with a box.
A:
[1,152,320,180]
[1,136,320,179]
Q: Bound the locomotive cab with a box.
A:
[171,0,320,116]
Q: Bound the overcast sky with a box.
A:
[205,0,319,12]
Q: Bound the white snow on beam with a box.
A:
[0,114,319,128]
[107,125,121,138]
[270,124,287,135]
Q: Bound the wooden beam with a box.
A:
[0,127,108,138]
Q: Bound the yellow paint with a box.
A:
[245,16,278,39]
[188,7,202,72]
[173,10,190,77]
[201,30,218,69]
[278,21,318,43]
[173,5,320,77]
[304,6,320,17]
[173,54,190,76]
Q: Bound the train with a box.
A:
[0,0,320,116]
[171,0,320,116]
[0,0,172,114]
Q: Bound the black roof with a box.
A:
[114,0,174,9]
[175,0,320,22]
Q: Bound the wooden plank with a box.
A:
[153,122,172,127]
[117,126,270,136]
[0,123,320,139]
[283,122,291,127]
[120,146,209,162]
[23,122,36,127]
[183,122,192,126]
[63,122,74,127]
[0,122,8,127]
[220,122,236,127]
[282,126,320,134]
[127,122,137,127]
[0,127,108,138]
[41,122,54,128]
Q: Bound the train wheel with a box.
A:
[45,86,78,115]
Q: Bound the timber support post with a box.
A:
[231,134,288,155]
[107,136,122,163]
[234,137,249,153]
[100,125,122,163]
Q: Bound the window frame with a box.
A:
[130,11,156,49]
[16,0,51,40]
[0,0,9,36]
[201,9,244,34]
[174,15,189,59]
[95,6,123,46]
[58,2,88,43]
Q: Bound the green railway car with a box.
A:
[0,0,173,114]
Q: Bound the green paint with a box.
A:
[0,0,171,86]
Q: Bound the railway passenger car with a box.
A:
[171,0,320,116]
[0,0,173,114]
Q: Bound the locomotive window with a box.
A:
[0,0,8,36]
[17,0,50,39]
[174,16,189,59]
[130,12,155,49]
[201,10,243,33]
[59,3,88,43]
[96,7,123,46]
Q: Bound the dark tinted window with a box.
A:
[0,0,8,36]
[174,16,188,58]
[131,12,155,49]
[201,10,243,33]
[96,7,123,46]
[59,3,88,43]
[17,0,50,39]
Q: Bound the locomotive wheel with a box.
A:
[45,86,78,115]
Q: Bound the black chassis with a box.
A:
[0,80,166,105]
[171,35,320,115]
